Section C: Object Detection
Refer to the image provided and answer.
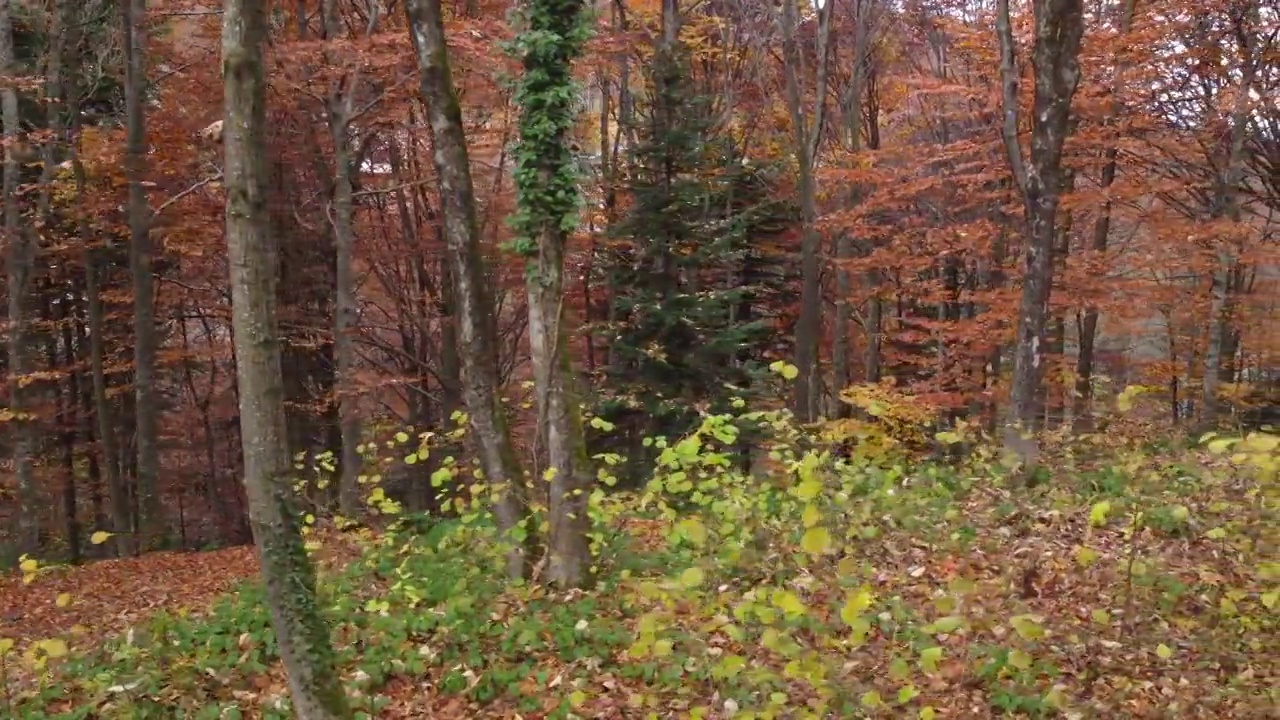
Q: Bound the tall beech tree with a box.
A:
[222,0,350,715]
[405,0,533,579]
[997,0,1085,460]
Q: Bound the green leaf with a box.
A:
[1007,649,1032,670]
[924,615,965,635]
[679,567,705,589]
[859,690,883,709]
[772,590,806,617]
[1009,614,1046,641]
[919,646,943,673]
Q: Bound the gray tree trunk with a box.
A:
[1,0,38,556]
[1072,0,1135,432]
[222,0,351,715]
[997,0,1084,463]
[71,145,134,556]
[832,0,873,413]
[405,0,533,578]
[778,0,833,423]
[322,0,368,519]
[1199,6,1259,428]
[122,0,164,550]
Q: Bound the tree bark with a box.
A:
[322,0,370,519]
[405,0,533,579]
[222,0,351,715]
[778,0,833,423]
[832,0,872,414]
[512,0,593,588]
[1199,6,1259,428]
[996,0,1085,461]
[122,0,164,550]
[1,0,38,556]
[1072,0,1135,432]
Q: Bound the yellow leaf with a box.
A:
[55,593,71,608]
[1155,643,1173,659]
[394,431,410,443]
[89,531,114,545]
[1088,501,1111,527]
[37,638,68,659]
[0,638,13,655]
[801,503,821,528]
[1010,614,1046,641]
[679,567,705,589]
[19,558,38,573]
[795,477,822,501]
[772,590,806,617]
[859,690,883,708]
[800,527,831,555]
[1008,649,1032,670]
[840,587,874,627]
[1207,438,1235,455]
[1262,590,1278,610]
[1074,545,1099,567]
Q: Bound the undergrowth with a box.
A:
[3,402,1276,719]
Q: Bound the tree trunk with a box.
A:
[832,0,873,415]
[222,0,351,715]
[1072,0,1135,432]
[996,0,1084,462]
[72,147,133,556]
[777,0,833,423]
[1,0,38,556]
[122,0,164,550]
[511,0,593,588]
[322,0,367,519]
[405,0,533,578]
[1199,10,1258,428]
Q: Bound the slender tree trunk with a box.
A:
[322,0,371,519]
[778,0,833,422]
[996,0,1085,463]
[1199,12,1257,427]
[1,0,38,556]
[833,0,873,414]
[122,0,164,550]
[222,0,351,715]
[405,0,533,578]
[511,0,593,588]
[1072,0,1134,432]
[72,148,133,556]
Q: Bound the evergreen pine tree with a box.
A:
[591,37,795,473]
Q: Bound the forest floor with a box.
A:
[2,432,1276,719]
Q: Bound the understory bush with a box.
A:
[3,391,1276,719]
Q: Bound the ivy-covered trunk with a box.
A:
[512,0,593,589]
[405,0,533,579]
[222,0,351,716]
